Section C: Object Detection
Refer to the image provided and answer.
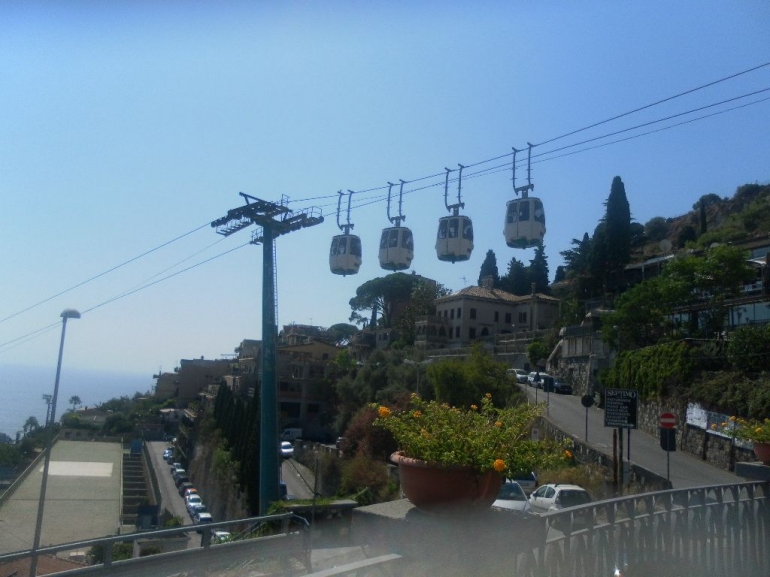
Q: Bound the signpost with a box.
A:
[581,394,595,442]
[659,412,677,483]
[604,389,639,490]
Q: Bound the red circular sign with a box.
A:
[660,412,677,429]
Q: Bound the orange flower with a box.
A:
[471,405,478,411]
[710,423,718,430]
[493,459,506,473]
[729,416,737,422]
[413,411,422,418]
[378,406,391,418]
[485,393,492,399]
[495,421,503,428]
[564,450,573,459]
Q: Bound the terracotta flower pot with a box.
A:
[391,451,503,512]
[753,442,770,466]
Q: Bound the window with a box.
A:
[494,311,499,322]
[518,312,527,324]
[470,308,477,320]
[451,309,455,319]
[455,326,461,338]
[457,307,462,318]
[469,328,476,339]
[505,313,512,324]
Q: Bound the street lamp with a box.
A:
[403,359,433,394]
[30,309,80,577]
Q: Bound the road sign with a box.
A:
[603,388,638,429]
[581,394,595,408]
[660,427,676,451]
[660,412,677,429]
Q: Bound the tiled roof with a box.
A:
[436,285,559,304]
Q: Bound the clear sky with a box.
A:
[1,1,769,389]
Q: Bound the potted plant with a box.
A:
[374,394,568,512]
[712,416,770,465]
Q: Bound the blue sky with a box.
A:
[1,1,769,395]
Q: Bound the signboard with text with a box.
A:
[604,388,639,429]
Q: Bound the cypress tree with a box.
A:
[528,243,550,294]
[603,176,632,291]
[477,249,500,287]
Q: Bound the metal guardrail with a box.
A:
[520,481,770,577]
[0,436,57,508]
[0,512,310,577]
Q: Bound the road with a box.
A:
[521,383,740,489]
[281,457,315,500]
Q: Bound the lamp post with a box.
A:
[29,309,80,577]
[403,359,433,394]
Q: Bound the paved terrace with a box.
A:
[0,441,122,555]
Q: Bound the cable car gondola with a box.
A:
[436,165,473,262]
[379,180,414,271]
[504,144,545,248]
[329,190,362,276]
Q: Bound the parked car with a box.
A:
[211,530,232,544]
[174,474,190,488]
[178,481,194,497]
[492,480,532,512]
[528,372,553,389]
[169,461,182,473]
[163,448,173,461]
[171,467,186,482]
[190,503,208,517]
[553,380,573,395]
[529,483,591,513]
[186,495,203,516]
[506,368,529,384]
[280,441,294,459]
[512,471,538,495]
[194,512,213,533]
[183,487,198,500]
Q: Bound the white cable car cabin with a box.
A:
[329,234,362,276]
[378,226,414,271]
[436,215,473,262]
[504,197,545,249]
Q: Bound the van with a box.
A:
[280,428,302,442]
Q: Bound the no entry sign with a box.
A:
[660,412,677,429]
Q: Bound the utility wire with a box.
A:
[534,60,770,147]
[308,89,770,217]
[292,61,770,205]
[0,222,212,325]
[4,66,767,348]
[80,242,250,316]
[0,242,250,355]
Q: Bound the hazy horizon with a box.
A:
[0,363,155,439]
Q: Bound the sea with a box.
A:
[0,364,155,440]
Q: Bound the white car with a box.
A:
[194,511,213,533]
[186,495,203,516]
[529,483,591,513]
[280,441,294,459]
[506,368,529,384]
[211,530,232,544]
[528,372,553,389]
[492,481,532,512]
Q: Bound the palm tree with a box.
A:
[69,395,82,412]
[42,394,52,426]
[23,416,40,436]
